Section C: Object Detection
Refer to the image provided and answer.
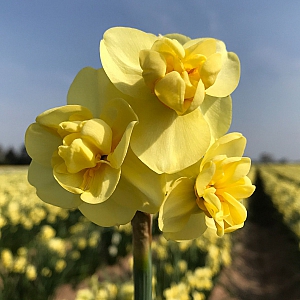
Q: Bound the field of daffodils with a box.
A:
[0,164,298,300]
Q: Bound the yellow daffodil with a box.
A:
[158,133,255,241]
[25,68,152,227]
[101,27,239,115]
[100,27,237,173]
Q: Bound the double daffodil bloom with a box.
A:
[28,103,135,204]
[158,133,255,241]
[101,27,240,116]
[26,67,166,225]
[25,68,150,227]
[139,35,239,116]
[100,27,237,173]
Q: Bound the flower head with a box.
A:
[25,68,146,226]
[24,25,250,239]
[195,133,256,236]
[101,27,240,116]
[140,35,239,116]
[158,133,255,241]
[100,27,237,173]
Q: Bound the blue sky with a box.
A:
[1,1,300,161]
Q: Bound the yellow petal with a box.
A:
[205,216,219,234]
[221,176,256,199]
[222,192,247,224]
[154,71,186,115]
[78,197,137,227]
[195,162,215,196]
[81,119,112,154]
[28,161,82,208]
[121,149,166,213]
[184,38,240,97]
[184,38,217,58]
[67,67,129,117]
[162,213,206,241]
[100,27,157,98]
[200,52,222,89]
[58,136,97,173]
[203,187,222,214]
[25,123,61,167]
[158,177,198,232]
[216,157,251,186]
[167,157,201,182]
[224,222,244,234]
[202,132,246,167]
[100,97,138,168]
[36,105,93,129]
[183,53,206,71]
[151,37,185,59]
[80,164,121,204]
[181,71,196,99]
[164,33,191,45]
[139,49,166,90]
[206,52,240,97]
[200,95,232,141]
[52,153,85,194]
[107,120,136,169]
[58,121,81,137]
[107,174,149,211]
[185,80,205,113]
[129,95,211,174]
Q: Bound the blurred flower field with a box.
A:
[0,166,232,300]
[259,164,300,239]
[0,164,299,300]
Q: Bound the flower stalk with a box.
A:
[131,211,152,300]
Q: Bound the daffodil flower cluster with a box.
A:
[25,27,255,239]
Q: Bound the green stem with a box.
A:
[131,211,152,300]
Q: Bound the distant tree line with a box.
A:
[0,144,31,165]
[258,152,288,164]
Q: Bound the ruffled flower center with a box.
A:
[139,37,222,115]
[194,157,252,236]
[52,118,113,194]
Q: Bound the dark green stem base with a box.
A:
[131,211,152,300]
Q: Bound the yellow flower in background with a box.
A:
[26,264,37,281]
[75,289,94,300]
[100,27,237,173]
[39,225,56,240]
[1,249,14,270]
[47,237,67,257]
[158,133,255,241]
[41,267,52,277]
[55,259,67,273]
[13,256,27,273]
